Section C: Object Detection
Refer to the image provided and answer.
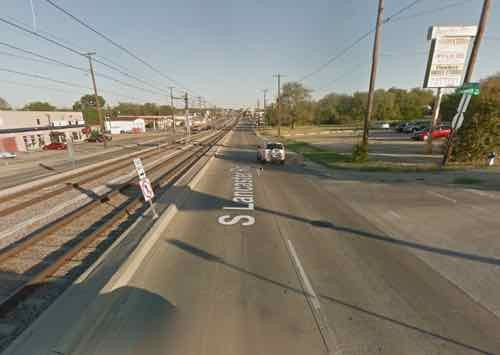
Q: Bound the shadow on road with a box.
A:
[165,238,493,355]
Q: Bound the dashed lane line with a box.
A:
[426,190,457,204]
[286,239,337,354]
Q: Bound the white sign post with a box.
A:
[133,158,158,219]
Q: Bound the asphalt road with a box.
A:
[8,119,500,354]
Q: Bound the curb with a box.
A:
[0,127,234,355]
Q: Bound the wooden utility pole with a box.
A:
[464,0,491,83]
[362,0,384,149]
[443,0,491,165]
[86,52,106,148]
[169,86,176,136]
[273,74,284,137]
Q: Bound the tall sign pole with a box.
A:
[426,88,443,153]
[86,52,106,148]
[362,0,384,149]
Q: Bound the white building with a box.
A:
[0,111,86,152]
[105,119,146,134]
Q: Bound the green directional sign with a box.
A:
[458,82,480,96]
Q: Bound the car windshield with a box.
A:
[266,143,283,150]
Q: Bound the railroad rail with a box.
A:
[0,130,211,215]
[0,125,231,339]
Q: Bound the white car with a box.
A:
[257,142,286,164]
[0,152,16,159]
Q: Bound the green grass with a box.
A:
[285,139,443,173]
[452,176,483,185]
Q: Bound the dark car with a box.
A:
[43,142,67,150]
[86,134,112,143]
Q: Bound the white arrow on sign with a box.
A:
[139,178,155,202]
[452,112,465,131]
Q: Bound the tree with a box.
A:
[73,94,106,111]
[0,97,11,110]
[280,82,313,128]
[23,101,56,111]
[452,73,500,163]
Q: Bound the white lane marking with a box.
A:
[427,190,457,203]
[295,133,305,136]
[285,239,336,353]
[307,132,316,136]
[388,210,401,219]
[463,188,499,200]
[320,131,329,135]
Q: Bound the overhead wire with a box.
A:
[298,0,425,83]
[42,0,210,103]
[0,42,170,99]
[0,16,178,98]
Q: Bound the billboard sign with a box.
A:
[424,26,477,89]
[427,26,477,40]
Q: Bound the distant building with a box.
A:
[105,118,146,134]
[0,111,86,152]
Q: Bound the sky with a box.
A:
[1,0,500,109]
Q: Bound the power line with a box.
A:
[0,41,87,72]
[0,68,154,102]
[0,42,169,99]
[388,0,473,23]
[298,0,425,82]
[0,17,178,98]
[0,68,90,90]
[42,0,206,101]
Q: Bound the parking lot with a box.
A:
[290,129,445,165]
[0,131,179,189]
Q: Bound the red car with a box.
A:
[43,142,67,150]
[413,126,451,141]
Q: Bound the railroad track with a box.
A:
[0,126,231,350]
[0,130,211,218]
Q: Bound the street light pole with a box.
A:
[86,52,106,148]
[169,86,176,137]
[185,92,190,140]
[273,74,284,137]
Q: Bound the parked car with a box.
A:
[43,142,67,150]
[0,152,16,159]
[257,142,286,164]
[396,122,411,132]
[372,122,390,129]
[86,134,112,143]
[412,126,451,141]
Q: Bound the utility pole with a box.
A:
[184,92,190,140]
[464,0,491,83]
[443,0,491,165]
[86,52,106,148]
[362,0,384,149]
[169,86,176,137]
[273,74,285,137]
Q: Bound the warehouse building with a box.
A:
[0,111,86,152]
